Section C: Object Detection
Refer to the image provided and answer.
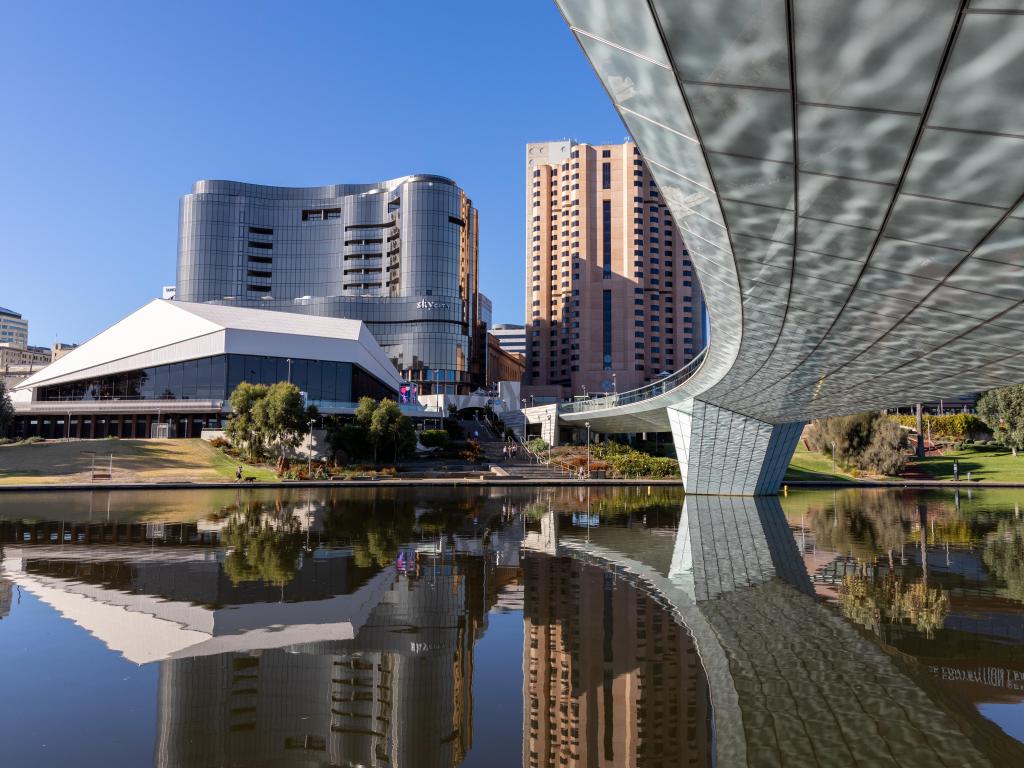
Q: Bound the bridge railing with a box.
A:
[560,348,708,416]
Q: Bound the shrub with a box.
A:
[459,439,483,463]
[0,437,15,446]
[209,436,231,449]
[419,429,450,449]
[526,438,548,454]
[809,412,907,476]
[21,435,45,445]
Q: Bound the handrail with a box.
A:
[559,347,708,415]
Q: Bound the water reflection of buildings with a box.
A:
[1,531,494,767]
[155,551,488,768]
[522,526,712,767]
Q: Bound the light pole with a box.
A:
[612,373,617,394]
[831,440,836,475]
[585,421,591,480]
[286,358,293,383]
[308,418,315,478]
[547,413,552,463]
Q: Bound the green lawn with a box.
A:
[0,438,277,485]
[911,444,1024,483]
[785,443,858,483]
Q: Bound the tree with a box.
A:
[978,384,1024,456]
[808,412,908,475]
[369,399,415,464]
[0,381,13,436]
[255,381,316,462]
[226,382,269,460]
[225,381,316,462]
[860,418,908,475]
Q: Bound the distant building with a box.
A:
[477,292,492,328]
[7,299,402,439]
[491,324,526,357]
[0,306,28,348]
[162,285,176,300]
[525,140,705,397]
[51,342,78,361]
[0,343,51,369]
[486,332,525,386]
[175,176,484,396]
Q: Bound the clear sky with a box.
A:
[0,0,626,347]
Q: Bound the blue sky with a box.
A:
[0,1,625,346]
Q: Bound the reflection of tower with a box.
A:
[522,550,711,768]
[0,578,12,621]
[154,551,485,768]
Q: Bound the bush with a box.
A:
[891,413,988,440]
[459,439,483,463]
[443,418,465,440]
[0,437,15,446]
[526,438,548,454]
[419,429,450,449]
[209,436,231,449]
[809,412,907,476]
[21,435,45,445]
[859,418,907,475]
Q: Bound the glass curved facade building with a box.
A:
[177,176,482,396]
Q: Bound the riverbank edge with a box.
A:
[1,478,1023,493]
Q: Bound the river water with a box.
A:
[0,486,1022,767]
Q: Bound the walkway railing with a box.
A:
[560,347,708,416]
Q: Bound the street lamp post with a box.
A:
[612,373,617,394]
[585,421,591,480]
[547,414,552,463]
[308,418,316,479]
[286,358,293,383]
[831,440,836,474]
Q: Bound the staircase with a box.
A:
[501,410,527,441]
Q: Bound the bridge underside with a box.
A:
[668,400,803,495]
[551,0,1024,495]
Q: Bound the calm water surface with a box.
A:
[0,485,1023,766]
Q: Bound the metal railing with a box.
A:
[560,347,708,415]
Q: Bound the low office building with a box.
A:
[486,332,525,386]
[0,306,29,348]
[0,343,51,369]
[8,300,402,439]
[176,176,483,396]
[491,323,526,357]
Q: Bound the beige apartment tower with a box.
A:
[525,140,704,399]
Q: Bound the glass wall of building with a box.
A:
[35,354,395,404]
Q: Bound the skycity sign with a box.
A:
[416,299,451,311]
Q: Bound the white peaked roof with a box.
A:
[16,299,403,392]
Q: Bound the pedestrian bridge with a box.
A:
[543,0,1024,493]
[527,496,1024,767]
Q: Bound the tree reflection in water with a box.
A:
[808,494,953,638]
[223,502,304,586]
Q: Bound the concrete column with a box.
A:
[667,399,804,495]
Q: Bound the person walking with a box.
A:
[235,465,243,481]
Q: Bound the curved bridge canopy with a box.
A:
[554,0,1024,430]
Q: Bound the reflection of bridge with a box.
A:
[534,1,1024,494]
[533,497,1024,766]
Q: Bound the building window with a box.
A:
[248,226,273,235]
[602,200,612,278]
[602,163,611,190]
[247,240,272,250]
[602,149,611,158]
[602,290,612,371]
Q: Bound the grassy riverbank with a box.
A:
[0,438,277,485]
[910,444,1024,483]
[784,444,858,483]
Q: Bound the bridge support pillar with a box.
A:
[667,399,804,495]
